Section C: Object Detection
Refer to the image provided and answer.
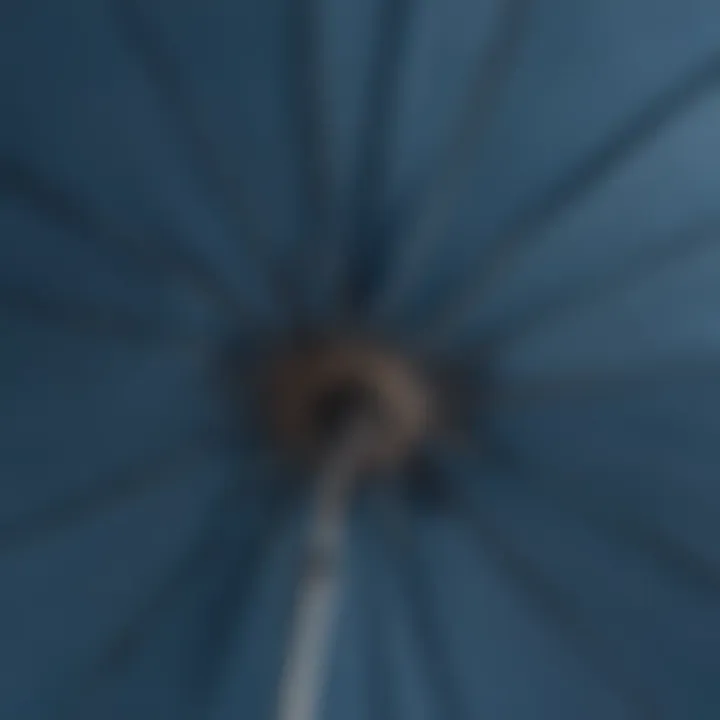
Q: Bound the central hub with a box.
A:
[266,338,436,470]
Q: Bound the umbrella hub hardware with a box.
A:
[267,338,437,471]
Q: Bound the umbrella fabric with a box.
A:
[2,0,720,718]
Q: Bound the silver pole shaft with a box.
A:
[276,423,372,720]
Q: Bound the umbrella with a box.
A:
[2,0,720,718]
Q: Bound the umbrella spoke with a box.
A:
[340,0,415,314]
[556,497,720,598]
[453,476,660,719]
[0,161,214,346]
[0,431,228,556]
[288,0,335,319]
[290,0,331,237]
[75,483,239,687]
[373,0,533,318]
[1,156,253,327]
[378,493,471,720]
[354,0,414,222]
[110,0,293,319]
[72,481,293,710]
[360,526,397,720]
[0,279,185,346]
[200,488,299,706]
[2,160,197,290]
[484,217,720,351]
[2,160,151,274]
[479,439,720,597]
[493,358,720,406]
[422,50,720,350]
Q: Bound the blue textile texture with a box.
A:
[1,1,720,718]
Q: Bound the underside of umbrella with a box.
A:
[2,1,720,718]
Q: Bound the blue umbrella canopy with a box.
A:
[2,0,720,718]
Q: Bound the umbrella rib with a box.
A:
[378,491,471,720]
[353,0,414,224]
[372,0,534,319]
[422,51,720,348]
[0,278,193,347]
[288,0,335,320]
[484,217,720,352]
[0,160,202,346]
[70,482,240,696]
[71,481,293,711]
[1,158,250,328]
[339,0,415,315]
[0,431,224,556]
[456,489,661,719]
[1,160,158,275]
[548,486,720,598]
[483,440,720,597]
[393,550,472,720]
[360,521,398,720]
[199,494,299,710]
[109,0,294,319]
[493,358,720,406]
[291,0,331,237]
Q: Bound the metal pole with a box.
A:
[275,420,372,720]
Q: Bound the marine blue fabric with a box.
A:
[2,1,720,718]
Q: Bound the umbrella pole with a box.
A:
[275,421,372,720]
[269,339,436,719]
